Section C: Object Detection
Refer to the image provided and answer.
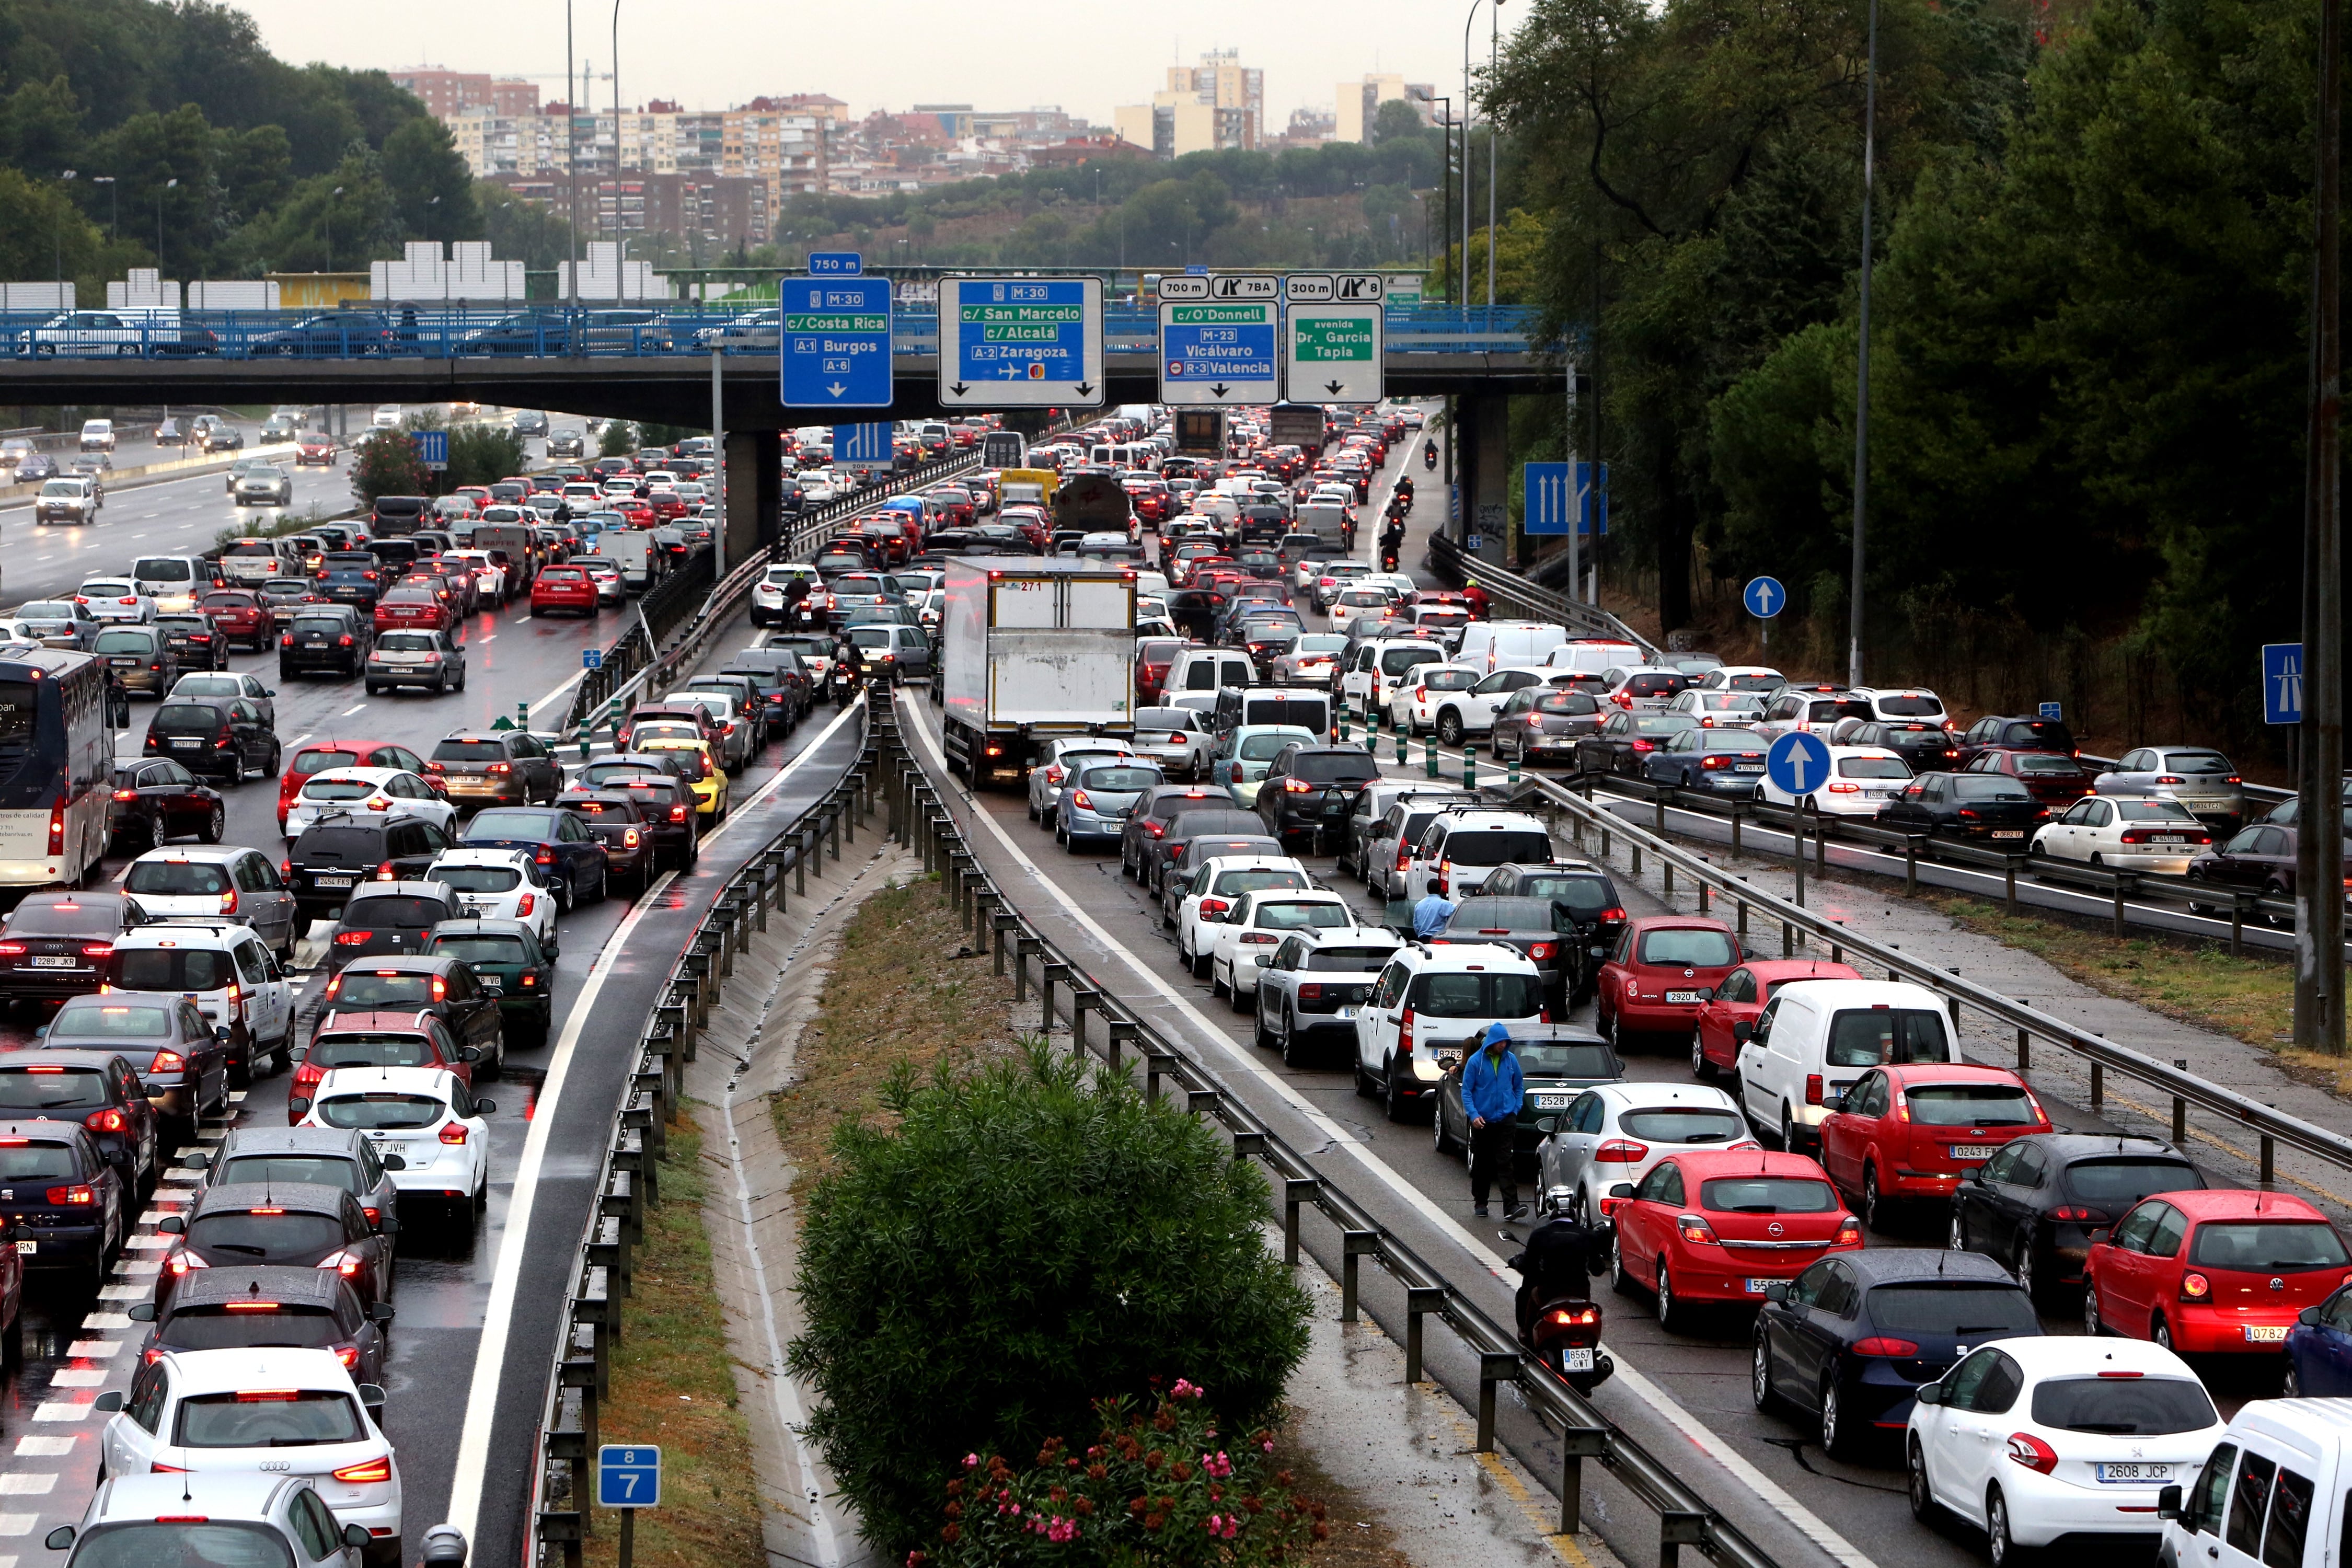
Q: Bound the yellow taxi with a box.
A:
[635,735,729,820]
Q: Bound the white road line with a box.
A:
[898,702,1878,1568]
[514,615,533,624]
[339,704,366,716]
[286,734,312,747]
[444,701,863,1549]
[479,635,497,643]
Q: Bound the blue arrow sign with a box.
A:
[782,276,893,409]
[833,423,894,466]
[597,1446,661,1509]
[1158,296,1279,405]
[2265,642,2304,725]
[411,429,447,469]
[1524,462,1572,536]
[2038,701,2062,721]
[1575,461,1610,536]
[806,252,862,275]
[940,277,1103,408]
[1743,575,1786,619]
[1767,730,1834,799]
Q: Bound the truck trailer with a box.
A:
[938,557,1135,785]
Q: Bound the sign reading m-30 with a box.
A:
[1158,274,1279,405]
[781,274,892,408]
[939,276,1104,407]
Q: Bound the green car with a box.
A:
[425,917,556,1040]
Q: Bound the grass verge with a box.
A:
[582,1113,765,1568]
[1931,896,2352,1095]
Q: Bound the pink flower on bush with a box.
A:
[1204,1451,1233,1479]
[1170,1378,1206,1400]
[1047,1517,1078,1543]
[963,1455,978,1469]
[1262,1440,1276,1454]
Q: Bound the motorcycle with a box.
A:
[786,597,821,632]
[1504,1218,1615,1394]
[828,657,859,707]
[1423,443,1438,471]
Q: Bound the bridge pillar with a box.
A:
[1457,393,1512,569]
[724,430,780,564]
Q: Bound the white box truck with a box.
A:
[939,558,1135,785]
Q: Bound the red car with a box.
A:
[198,590,276,652]
[1609,1149,1862,1329]
[614,499,656,529]
[1958,748,2097,808]
[1594,916,1742,1047]
[645,490,688,522]
[2083,1188,2352,1353]
[530,564,599,617]
[279,740,436,830]
[373,586,451,633]
[1692,959,1863,1080]
[1816,1063,2048,1224]
[287,1008,475,1121]
[295,433,337,467]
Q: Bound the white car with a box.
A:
[2032,795,2214,872]
[1694,664,1786,693]
[1757,745,1913,817]
[1907,1336,2222,1564]
[95,1347,404,1563]
[1532,1082,1755,1223]
[109,917,296,1076]
[1354,940,1547,1120]
[284,768,457,840]
[1388,662,1481,734]
[1853,686,1949,726]
[1026,738,1134,823]
[304,1065,493,1216]
[446,550,508,602]
[372,404,403,429]
[48,1472,383,1568]
[76,579,155,624]
[1664,688,1769,727]
[421,847,561,950]
[750,564,821,625]
[170,670,276,728]
[1207,889,1357,1006]
[1171,855,1310,975]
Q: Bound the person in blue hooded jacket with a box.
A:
[1460,1021,1526,1218]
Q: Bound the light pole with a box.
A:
[91,176,116,245]
[1486,0,1506,309]
[1847,0,1879,691]
[611,0,623,256]
[157,177,176,272]
[566,0,580,320]
[55,170,75,280]
[1461,0,1495,310]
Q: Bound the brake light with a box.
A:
[165,1249,208,1276]
[2006,1433,2058,1474]
[1598,1192,1632,1219]
[1676,1215,1720,1245]
[1827,781,1861,793]
[293,1059,324,1088]
[47,802,62,856]
[0,944,21,956]
[84,1109,125,1133]
[332,1456,393,1484]
[150,1051,186,1073]
[1283,778,1313,793]
[1630,739,1655,753]
[670,805,688,823]
[489,762,512,775]
[45,1185,94,1205]
[1529,942,1553,960]
[335,1346,361,1368]
[1594,1139,1649,1163]
[1399,1007,1416,1054]
[1805,1074,1824,1106]
[1835,1216,1865,1247]
[1851,1337,1920,1357]
[2049,1205,2109,1223]
[535,847,553,866]
[440,1121,469,1145]
[318,1250,362,1278]
[335,931,372,946]
[375,860,395,881]
[280,634,293,648]
[2181,1271,2211,1300]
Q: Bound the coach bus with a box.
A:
[0,648,111,890]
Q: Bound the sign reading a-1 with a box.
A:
[1158,273,1279,405]
[938,276,1104,408]
[1283,273,1383,405]
[781,272,892,409]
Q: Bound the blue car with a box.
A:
[1638,726,1770,797]
[2287,1283,2352,1395]
[460,805,611,909]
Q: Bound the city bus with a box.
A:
[0,649,111,891]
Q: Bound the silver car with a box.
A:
[366,628,466,694]
[1128,707,1213,782]
[1027,739,1135,825]
[2093,746,2247,827]
[1055,760,1166,850]
[234,464,293,507]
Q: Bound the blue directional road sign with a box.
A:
[1743,576,1787,619]
[2264,642,2305,725]
[834,422,894,470]
[1576,461,1610,536]
[581,648,602,671]
[2038,701,2062,721]
[1766,730,1834,799]
[806,252,862,276]
[1523,463,1573,536]
[1157,274,1279,406]
[597,1446,661,1509]
[938,276,1104,409]
[411,429,447,470]
[781,276,893,409]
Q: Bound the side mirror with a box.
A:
[44,1527,74,1551]
[94,1390,125,1414]
[1696,986,1716,1002]
[215,1026,232,1044]
[456,1046,481,1064]
[182,1150,210,1170]
[476,1100,497,1115]
[358,1383,387,1414]
[2159,1484,2185,1521]
[373,1302,396,1323]
[289,1098,310,1119]
[1913,1381,1944,1408]
[1254,954,1272,967]
[344,1524,373,1550]
[1731,1020,1754,1045]
[2301,1305,2323,1327]
[380,1216,400,1236]
[1764,1283,1789,1304]
[158,1214,184,1234]
[127,1302,156,1322]
[1608,1182,1635,1201]
[30,1026,45,1042]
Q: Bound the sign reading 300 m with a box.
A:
[938,276,1105,408]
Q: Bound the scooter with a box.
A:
[828,657,859,707]
[1503,1219,1616,1394]
[1423,443,1438,471]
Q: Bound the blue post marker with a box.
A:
[2265,643,2305,725]
[1744,575,1786,653]
[598,1445,662,1568]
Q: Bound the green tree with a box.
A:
[348,427,426,505]
[597,421,637,458]
[788,1047,1311,1553]
[445,424,527,492]
[381,115,477,243]
[1370,98,1429,146]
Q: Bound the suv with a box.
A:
[107,919,294,1083]
[1255,743,1380,848]
[1400,810,1556,902]
[428,731,563,809]
[1352,941,1548,1122]
[280,605,373,678]
[420,846,560,950]
[1251,925,1403,1069]
[1952,714,2079,768]
[286,814,459,923]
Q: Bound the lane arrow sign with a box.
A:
[1210,383,1231,398]
[1074,382,1092,396]
[1325,381,1344,395]
[949,383,969,396]
[826,383,847,398]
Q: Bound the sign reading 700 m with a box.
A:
[938,276,1104,408]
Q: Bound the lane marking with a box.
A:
[479,635,497,643]
[287,734,312,747]
[898,701,1877,1568]
[339,703,366,716]
[444,700,863,1548]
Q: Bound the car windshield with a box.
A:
[331,973,435,1009]
[316,1091,447,1131]
[1406,972,1546,1018]
[430,933,528,965]
[1515,1042,1617,1078]
[1441,829,1554,868]
[1619,1108,1746,1144]
[163,1305,344,1352]
[124,860,232,896]
[1826,1008,1950,1066]
[431,866,522,893]
[216,1155,361,1194]
[174,1389,364,1447]
[1636,928,1737,967]
[1699,1177,1838,1214]
[1252,901,1351,930]
[116,949,233,990]
[1865,1283,2040,1336]
[1840,757,1911,779]
[53,1004,170,1038]
[2030,1377,2217,1436]
[2189,1221,2350,1271]
[1904,1083,2040,1126]
[2064,1157,2203,1205]
[69,1524,295,1568]
[0,1068,109,1110]
[185,1210,345,1261]
[340,897,442,929]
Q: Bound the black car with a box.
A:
[247,311,393,358]
[425,919,557,1041]
[1146,807,1272,895]
[0,891,144,1004]
[1436,895,1583,1003]
[571,767,700,872]
[0,1121,124,1287]
[141,697,278,785]
[109,759,224,851]
[1951,714,2079,769]
[154,613,228,671]
[1751,1248,2040,1456]
[1839,719,1961,772]
[315,553,388,609]
[1877,771,2051,844]
[324,883,460,972]
[279,606,371,678]
[1947,1134,2205,1300]
[1478,862,1628,1005]
[720,656,811,735]
[0,1050,159,1197]
[129,1266,392,1384]
[553,790,656,894]
[1575,711,1701,776]
[1432,1026,1623,1163]
[158,1182,393,1313]
[316,954,503,1075]
[287,817,458,923]
[459,806,610,908]
[1639,727,1769,795]
[1255,743,1380,849]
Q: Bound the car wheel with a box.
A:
[1987,1486,2028,1568]
[2151,1313,2173,1352]
[1382,1056,1412,1123]
[1818,1378,1854,1458]
[1862,1165,1888,1231]
[1209,961,1228,998]
[1437,710,1464,746]
[2083,1280,2106,1336]
[1609,1233,1635,1296]
[2286,1359,2304,1398]
[1690,1032,1714,1080]
[2012,1237,2037,1301]
[554,878,573,915]
[1353,1055,1376,1098]
[1655,1259,1685,1332]
[1252,998,1276,1051]
[366,683,383,696]
[1907,1437,1941,1524]
[200,803,224,844]
[1750,1332,1784,1415]
[1433,1099,1458,1157]
[1228,974,1251,1014]
[1780,1104,1801,1154]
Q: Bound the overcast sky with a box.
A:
[228,0,1518,130]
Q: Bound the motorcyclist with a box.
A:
[1507,1208,1607,1339]
[1379,515,1407,570]
[1462,578,1491,620]
[1396,476,1415,507]
[1423,442,1438,471]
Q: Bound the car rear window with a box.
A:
[1618,1108,1746,1144]
[6,899,119,936]
[1077,766,1160,792]
[1826,1008,1951,1067]
[1699,1177,1838,1214]
[174,1388,363,1447]
[1380,645,1443,675]
[2163,751,2235,775]
[115,949,232,990]
[1515,1042,1617,1078]
[0,1068,109,1110]
[342,897,443,929]
[331,973,436,1009]
[1635,928,1737,967]
[1304,947,1395,971]
[2002,720,2075,747]
[469,810,554,840]
[1623,673,1681,695]
[1449,897,1562,932]
[1508,873,1619,916]
[1406,972,1545,1018]
[295,827,384,862]
[2012,755,2085,776]
[150,704,225,735]
[93,630,157,655]
[185,1209,345,1261]
[302,779,383,801]
[378,631,439,652]
[308,1035,433,1070]
[431,865,522,893]
[2029,1377,2217,1436]
[54,1004,170,1038]
[71,1523,296,1568]
[2063,1157,2203,1205]
[1251,901,1351,930]
[1955,776,2035,800]
[433,739,508,762]
[1839,757,1911,779]
[1866,1283,2040,1336]
[2118,801,2200,822]
[1439,829,1553,868]
[2188,1221,2350,1271]
[316,1091,445,1130]
[1903,1083,2040,1125]
[217,1154,361,1193]
[125,860,230,895]
[162,1304,344,1352]
[429,933,528,965]
[1294,753,1377,785]
[1876,696,1944,717]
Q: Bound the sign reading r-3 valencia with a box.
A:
[1158,273,1280,405]
[938,276,1105,408]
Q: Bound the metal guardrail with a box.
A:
[880,696,1784,1568]
[1426,533,1663,660]
[528,709,878,1568]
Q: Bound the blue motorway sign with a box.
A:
[1743,576,1786,619]
[597,1445,661,1509]
[1524,462,1572,536]
[2038,701,2062,721]
[833,423,894,468]
[938,276,1104,408]
[1158,277,1279,405]
[581,647,602,671]
[2265,642,2304,725]
[411,429,447,470]
[1576,461,1609,536]
[781,276,892,409]
[806,252,862,276]
[1766,730,1834,799]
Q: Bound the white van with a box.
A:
[1162,649,1255,701]
[1458,620,1571,674]
[1546,640,1646,676]
[1733,979,1961,1153]
[131,555,216,609]
[2158,1400,2352,1568]
[80,419,116,453]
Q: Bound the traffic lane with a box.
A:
[11,460,352,608]
[894,698,1869,1568]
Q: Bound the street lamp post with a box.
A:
[321,185,341,271]
[1848,0,1878,690]
[157,177,176,272]
[1487,1,1504,308]
[611,0,624,257]
[1460,1,1505,309]
[566,0,580,321]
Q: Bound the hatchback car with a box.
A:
[0,1119,125,1287]
[304,1065,493,1218]
[279,741,432,832]
[0,890,144,1002]
[325,884,459,972]
[1574,711,1702,776]
[1608,1149,1862,1331]
[2091,746,2247,827]
[158,1183,394,1313]
[143,697,279,783]
[2084,1187,2350,1353]
[0,1050,159,1197]
[1878,772,2051,844]
[122,847,299,955]
[366,628,465,695]
[191,1124,402,1235]
[424,919,556,1041]
[1690,959,1866,1082]
[1594,916,1743,1049]
[1962,747,2099,808]
[1431,1026,1624,1167]
[198,588,275,650]
[1818,1063,2051,1228]
[1949,1134,2204,1302]
[1534,1081,1753,1225]
[316,957,503,1075]
[284,769,455,840]
[92,625,177,696]
[1025,739,1136,823]
[1758,745,1915,816]
[528,563,599,616]
[1051,762,1165,850]
[129,1266,392,1383]
[155,612,229,670]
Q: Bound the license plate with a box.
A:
[1664,990,1703,1004]
[1745,1278,1777,1293]
[1991,829,2025,839]
[2245,1324,2290,1344]
[28,957,75,969]
[1532,1093,1573,1110]
[2097,1463,2172,1483]
[13,1240,32,1255]
[1736,764,1764,773]
[369,1141,400,1160]
[1334,1006,1355,1020]
[1565,1347,1595,1372]
[1435,1050,1461,1069]
[1950,1145,1997,1160]
[2151,836,2185,845]
[110,657,137,667]
[316,875,355,888]
[169,738,199,748]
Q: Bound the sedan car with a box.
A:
[2083,1187,2350,1352]
[1639,727,1769,796]
[1818,1063,2050,1228]
[15,599,100,649]
[1758,745,1913,816]
[1962,746,2099,809]
[1575,711,1702,777]
[2091,746,2247,827]
[2032,795,2214,872]
[1533,1081,1752,1225]
[1431,1026,1624,1166]
[1753,1248,2040,1457]
[1608,1149,1862,1331]
[1663,688,1769,728]
[1877,772,2051,844]
[1593,916,1742,1048]
[1949,1134,2204,1301]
